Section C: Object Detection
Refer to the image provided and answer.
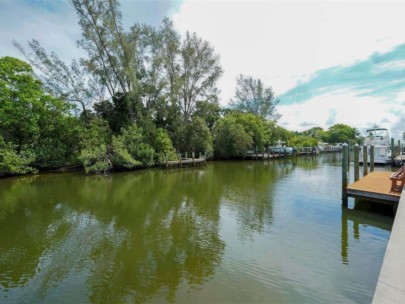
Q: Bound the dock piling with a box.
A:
[342,143,348,207]
[370,145,374,172]
[354,144,359,182]
[363,145,368,176]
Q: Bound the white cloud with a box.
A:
[2,0,405,138]
[172,0,405,104]
[277,90,404,138]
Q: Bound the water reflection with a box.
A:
[341,203,393,265]
[0,169,225,303]
[0,156,395,303]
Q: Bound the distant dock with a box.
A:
[161,153,207,169]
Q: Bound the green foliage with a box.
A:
[289,135,318,149]
[152,128,177,161]
[0,56,42,145]
[0,137,37,176]
[111,135,141,170]
[230,74,280,120]
[324,124,361,144]
[0,56,81,172]
[270,125,294,145]
[93,93,131,134]
[119,125,155,167]
[301,127,326,141]
[33,110,83,169]
[232,112,271,151]
[213,115,253,159]
[181,117,213,156]
[78,119,111,174]
[194,100,221,130]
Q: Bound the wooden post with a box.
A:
[347,143,350,172]
[192,152,195,166]
[354,144,359,182]
[363,145,368,176]
[370,145,374,172]
[391,138,395,164]
[342,143,348,207]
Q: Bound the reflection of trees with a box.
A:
[212,161,289,240]
[0,168,225,303]
[0,175,39,221]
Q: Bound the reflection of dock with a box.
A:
[341,207,392,265]
[346,171,400,204]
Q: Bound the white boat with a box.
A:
[359,127,391,165]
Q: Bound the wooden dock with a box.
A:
[161,157,206,169]
[346,171,400,204]
[340,143,405,303]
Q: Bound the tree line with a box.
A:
[0,0,361,177]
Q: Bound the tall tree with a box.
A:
[13,39,103,122]
[72,0,134,95]
[230,74,280,120]
[178,32,223,122]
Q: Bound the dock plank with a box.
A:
[346,171,400,203]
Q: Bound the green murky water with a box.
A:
[0,154,393,303]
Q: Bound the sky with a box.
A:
[1,0,405,138]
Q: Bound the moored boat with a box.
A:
[359,127,391,165]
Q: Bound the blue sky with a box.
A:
[1,0,405,138]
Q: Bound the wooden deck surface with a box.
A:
[347,171,400,203]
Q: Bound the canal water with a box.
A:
[0,154,393,303]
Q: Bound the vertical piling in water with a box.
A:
[363,145,368,176]
[354,144,359,182]
[342,143,348,207]
[391,138,395,164]
[370,145,375,172]
[347,143,350,173]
